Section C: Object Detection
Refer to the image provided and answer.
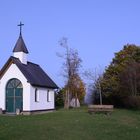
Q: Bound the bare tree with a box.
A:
[58,37,82,109]
[84,68,103,105]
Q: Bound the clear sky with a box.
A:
[0,0,140,87]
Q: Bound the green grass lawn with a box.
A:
[0,107,140,140]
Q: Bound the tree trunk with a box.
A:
[134,70,137,96]
[75,93,78,107]
[64,89,70,109]
[98,82,102,105]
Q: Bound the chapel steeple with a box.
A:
[13,22,28,64]
[13,34,29,53]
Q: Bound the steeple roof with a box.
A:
[13,34,29,53]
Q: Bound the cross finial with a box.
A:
[18,21,24,36]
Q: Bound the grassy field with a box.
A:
[0,107,140,140]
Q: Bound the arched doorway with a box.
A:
[6,78,23,113]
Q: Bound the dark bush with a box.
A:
[102,94,140,109]
[55,90,64,108]
[122,96,140,109]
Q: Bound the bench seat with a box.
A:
[88,105,114,115]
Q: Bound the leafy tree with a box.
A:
[100,44,140,107]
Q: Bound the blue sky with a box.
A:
[0,0,140,87]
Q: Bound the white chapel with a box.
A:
[0,23,58,115]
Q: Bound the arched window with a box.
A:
[7,78,23,89]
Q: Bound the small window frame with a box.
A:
[35,88,39,102]
[47,90,50,102]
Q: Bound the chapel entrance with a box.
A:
[6,78,23,113]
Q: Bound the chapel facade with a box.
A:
[0,23,58,115]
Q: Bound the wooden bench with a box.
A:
[88,105,114,115]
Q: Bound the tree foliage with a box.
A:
[69,74,86,104]
[100,44,140,107]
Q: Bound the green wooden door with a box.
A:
[6,88,14,112]
[6,79,23,113]
[15,88,23,112]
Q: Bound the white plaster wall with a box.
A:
[30,86,55,111]
[14,52,27,64]
[0,63,30,111]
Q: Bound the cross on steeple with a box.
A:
[18,22,24,36]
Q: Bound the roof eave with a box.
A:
[31,84,59,89]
